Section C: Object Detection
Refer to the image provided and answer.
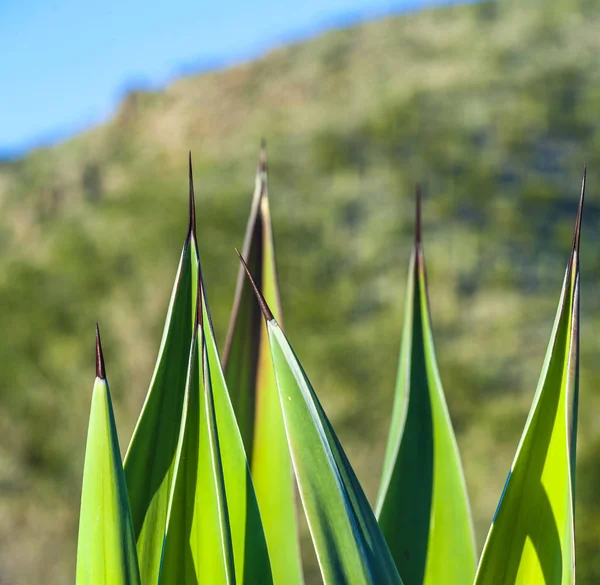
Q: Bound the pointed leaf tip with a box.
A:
[415,183,422,246]
[95,322,106,379]
[235,248,274,321]
[573,165,586,255]
[258,140,268,186]
[259,139,267,172]
[188,152,197,239]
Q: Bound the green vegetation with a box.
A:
[376,193,476,585]
[1,1,600,583]
[75,155,583,585]
[224,153,304,585]
[76,328,140,585]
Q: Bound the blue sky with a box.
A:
[0,0,458,156]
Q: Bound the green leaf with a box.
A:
[237,254,403,585]
[76,327,141,585]
[123,163,198,585]
[375,191,476,585]
[161,297,236,585]
[200,272,274,584]
[161,156,273,585]
[474,170,585,585]
[223,144,303,585]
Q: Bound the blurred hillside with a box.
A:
[1,0,600,583]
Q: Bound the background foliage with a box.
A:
[1,0,600,583]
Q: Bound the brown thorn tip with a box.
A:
[415,183,422,245]
[573,164,586,254]
[259,139,267,174]
[188,152,196,239]
[235,248,274,321]
[95,322,106,379]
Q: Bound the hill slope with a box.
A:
[1,1,600,583]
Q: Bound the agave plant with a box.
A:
[375,189,476,585]
[76,146,585,585]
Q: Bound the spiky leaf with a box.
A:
[376,192,476,585]
[76,328,141,585]
[123,162,198,585]
[223,145,303,585]
[474,170,585,585]
[161,157,272,584]
[238,254,403,585]
[200,271,274,585]
[161,300,236,585]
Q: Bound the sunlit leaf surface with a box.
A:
[474,170,585,585]
[376,191,476,585]
[123,162,198,585]
[161,296,236,585]
[238,253,403,585]
[161,157,272,585]
[223,144,303,585]
[76,327,141,585]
